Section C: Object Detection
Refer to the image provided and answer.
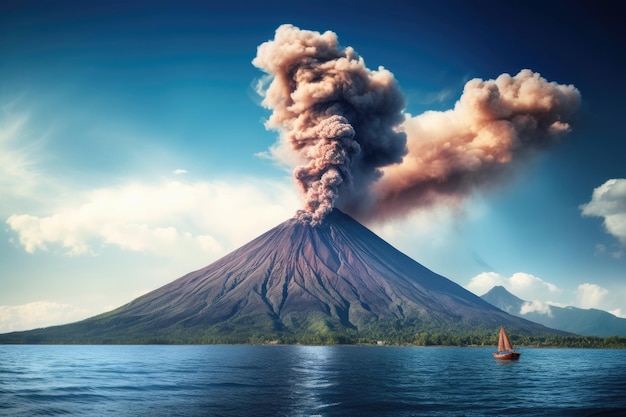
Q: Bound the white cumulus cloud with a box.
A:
[520,300,553,317]
[581,178,626,245]
[465,271,508,295]
[466,271,561,301]
[576,283,609,310]
[0,301,92,333]
[509,272,560,296]
[6,178,299,261]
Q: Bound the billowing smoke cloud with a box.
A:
[254,25,581,225]
[361,69,582,222]
[253,24,406,225]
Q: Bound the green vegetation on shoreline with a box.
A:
[235,333,626,348]
[2,326,625,348]
[1,310,623,348]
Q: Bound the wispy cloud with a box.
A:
[0,104,51,210]
[2,99,300,262]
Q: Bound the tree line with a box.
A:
[243,332,626,348]
[3,320,626,347]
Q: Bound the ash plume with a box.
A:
[358,69,581,223]
[254,25,581,225]
[253,24,407,225]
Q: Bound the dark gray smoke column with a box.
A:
[253,24,407,226]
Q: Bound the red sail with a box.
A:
[498,326,513,352]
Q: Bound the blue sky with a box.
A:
[1,0,625,332]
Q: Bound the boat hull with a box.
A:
[494,326,520,360]
[493,351,521,360]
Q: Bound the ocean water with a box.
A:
[1,345,625,416]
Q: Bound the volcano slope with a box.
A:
[0,210,561,344]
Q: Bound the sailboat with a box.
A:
[493,326,521,360]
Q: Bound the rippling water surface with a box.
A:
[1,345,625,416]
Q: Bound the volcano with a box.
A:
[0,210,561,344]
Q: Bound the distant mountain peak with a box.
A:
[484,286,517,297]
[481,285,626,337]
[481,286,524,313]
